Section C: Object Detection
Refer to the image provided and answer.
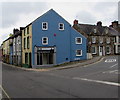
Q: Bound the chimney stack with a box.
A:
[73,20,78,25]
[97,21,102,27]
[13,28,19,34]
[112,21,118,28]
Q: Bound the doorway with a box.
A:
[37,50,54,65]
[99,46,103,56]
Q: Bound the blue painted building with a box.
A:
[23,9,87,68]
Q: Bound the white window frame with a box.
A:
[91,46,96,54]
[106,37,110,44]
[42,22,48,30]
[99,37,103,43]
[42,37,48,45]
[76,50,82,56]
[106,46,111,54]
[92,36,96,43]
[94,29,97,33]
[59,23,64,30]
[75,37,82,44]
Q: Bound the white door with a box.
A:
[99,46,103,56]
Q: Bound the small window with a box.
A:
[92,36,96,43]
[91,46,96,54]
[106,46,111,54]
[27,37,29,49]
[105,29,108,34]
[59,23,64,30]
[75,37,82,44]
[24,38,26,49]
[42,22,48,30]
[94,29,97,33]
[24,29,26,36]
[27,27,29,34]
[42,37,48,45]
[106,37,110,44]
[99,37,103,43]
[76,50,82,56]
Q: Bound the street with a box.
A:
[1,56,119,99]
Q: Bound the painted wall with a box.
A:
[22,24,32,65]
[32,9,87,67]
[70,28,87,61]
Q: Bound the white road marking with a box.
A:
[110,63,118,68]
[0,85,11,100]
[103,70,118,74]
[105,59,116,63]
[73,77,120,87]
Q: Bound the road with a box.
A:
[1,56,119,99]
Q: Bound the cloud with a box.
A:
[1,2,49,28]
[76,10,97,24]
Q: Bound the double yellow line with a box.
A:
[0,85,11,100]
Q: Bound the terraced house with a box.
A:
[22,9,87,68]
[12,28,23,66]
[2,37,12,63]
[73,20,120,58]
[22,24,32,68]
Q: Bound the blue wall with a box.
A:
[32,9,86,66]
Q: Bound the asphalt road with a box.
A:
[1,56,119,99]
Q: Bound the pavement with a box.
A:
[1,55,119,98]
[2,56,103,71]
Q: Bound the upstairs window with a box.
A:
[59,23,64,30]
[42,37,48,45]
[99,37,103,43]
[27,27,29,34]
[94,29,97,33]
[42,22,48,30]
[92,36,96,43]
[27,36,30,49]
[75,37,82,44]
[106,37,110,44]
[76,50,82,56]
[24,38,26,49]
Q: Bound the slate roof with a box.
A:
[74,23,120,36]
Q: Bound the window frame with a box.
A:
[106,37,110,44]
[106,46,111,54]
[59,23,64,30]
[42,37,48,45]
[75,37,82,44]
[92,36,96,43]
[99,37,103,43]
[27,36,30,49]
[42,22,48,30]
[91,46,97,54]
[76,49,82,56]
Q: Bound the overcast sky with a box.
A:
[0,0,119,45]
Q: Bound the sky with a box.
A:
[0,0,119,45]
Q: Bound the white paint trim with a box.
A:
[42,37,48,45]
[75,37,82,44]
[42,22,48,30]
[58,23,64,30]
[76,49,82,56]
